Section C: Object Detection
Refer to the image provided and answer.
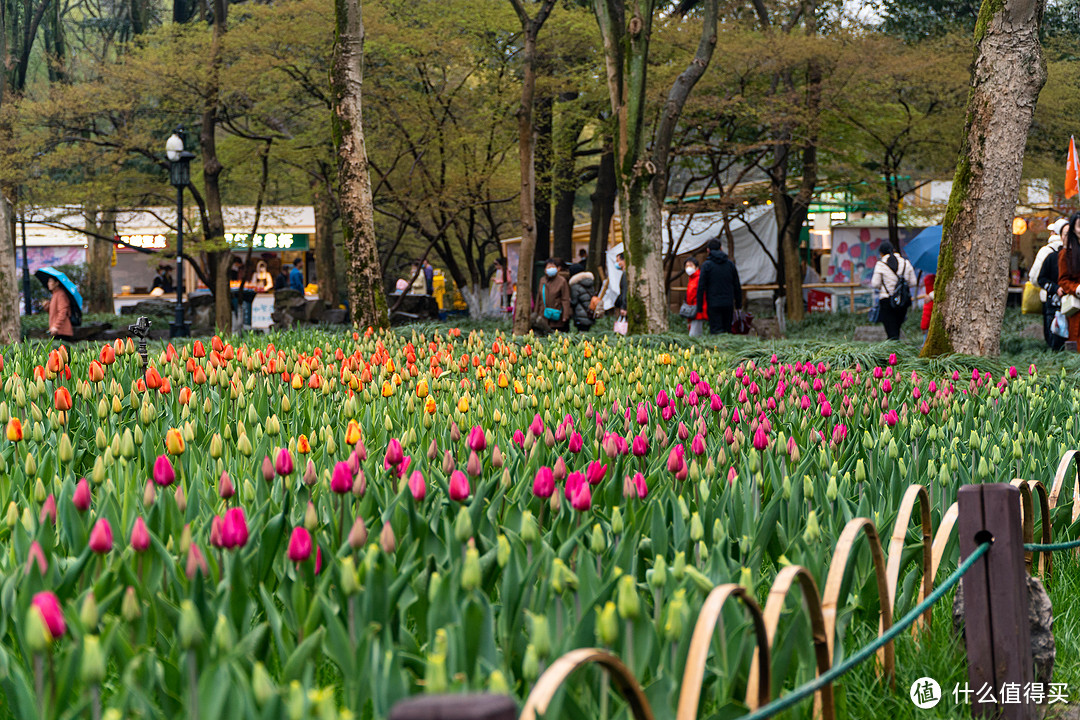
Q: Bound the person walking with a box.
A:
[423,259,435,295]
[919,273,935,345]
[1056,212,1080,347]
[614,253,628,320]
[46,277,74,342]
[870,241,916,341]
[534,258,571,333]
[1030,218,1067,350]
[569,268,598,331]
[695,239,743,334]
[684,257,707,337]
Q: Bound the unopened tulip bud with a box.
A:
[520,510,539,544]
[826,476,838,502]
[80,593,98,629]
[379,521,396,553]
[253,662,276,707]
[649,556,667,589]
[33,478,46,503]
[596,602,619,646]
[261,455,275,483]
[348,517,368,549]
[209,433,223,459]
[59,433,74,463]
[664,590,687,641]
[453,506,473,544]
[186,543,209,579]
[340,556,360,596]
[589,523,605,554]
[304,501,318,531]
[522,644,540,682]
[353,468,367,498]
[488,669,510,695]
[121,586,141,622]
[213,613,234,654]
[672,551,687,581]
[611,507,624,535]
[690,512,704,542]
[529,612,551,658]
[25,606,52,653]
[461,542,481,591]
[441,450,455,475]
[80,634,105,684]
[179,600,203,649]
[143,480,156,507]
[4,502,16,528]
[218,471,235,500]
[497,534,510,568]
[174,484,187,513]
[804,510,821,543]
[303,460,317,487]
[617,575,641,620]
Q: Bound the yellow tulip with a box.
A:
[457,396,469,413]
[381,381,394,397]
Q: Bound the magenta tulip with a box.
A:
[153,455,175,487]
[130,517,150,552]
[408,470,426,501]
[570,482,591,512]
[31,591,65,639]
[89,518,113,554]
[26,541,47,576]
[275,448,294,477]
[532,467,555,498]
[466,425,487,452]
[39,495,56,525]
[666,446,685,474]
[331,461,353,494]
[585,460,608,486]
[633,472,648,499]
[631,434,648,457]
[449,470,470,501]
[529,414,544,437]
[568,431,583,453]
[752,426,768,451]
[222,507,249,549]
[72,478,91,512]
[512,430,525,447]
[466,451,482,478]
[553,456,568,481]
[690,433,706,456]
[288,527,312,563]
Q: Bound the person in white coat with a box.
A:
[1029,218,1067,350]
[870,241,917,340]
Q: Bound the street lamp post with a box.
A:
[166,129,196,338]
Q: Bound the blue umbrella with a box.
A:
[35,267,84,312]
[903,226,942,275]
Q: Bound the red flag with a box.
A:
[1066,136,1079,199]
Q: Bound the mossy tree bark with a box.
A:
[509,0,558,337]
[312,168,339,309]
[85,210,115,314]
[332,0,389,330]
[594,0,717,334]
[0,196,19,343]
[922,0,1046,357]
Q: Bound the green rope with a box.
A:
[1024,538,1080,551]
[738,541,991,720]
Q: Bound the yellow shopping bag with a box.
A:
[1022,282,1043,314]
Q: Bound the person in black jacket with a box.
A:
[1038,245,1065,351]
[695,239,742,334]
[568,271,597,331]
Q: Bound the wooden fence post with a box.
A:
[389,695,517,720]
[957,484,1033,720]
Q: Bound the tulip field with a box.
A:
[1,328,1079,720]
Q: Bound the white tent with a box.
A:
[601,206,778,310]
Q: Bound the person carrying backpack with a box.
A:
[870,241,916,341]
[568,269,597,331]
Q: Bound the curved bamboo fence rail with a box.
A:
[521,452,1080,720]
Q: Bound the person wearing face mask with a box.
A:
[534,258,571,333]
[684,257,707,337]
[696,238,743,334]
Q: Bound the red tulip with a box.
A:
[532,466,554,498]
[331,461,353,494]
[72,478,91,512]
[288,527,312,562]
[39,495,57,525]
[275,448,294,477]
[26,541,47,575]
[89,518,113,554]
[54,387,72,412]
[466,426,486,452]
[131,517,150,552]
[153,455,175,487]
[31,591,65,639]
[449,470,470,502]
[222,507,249,549]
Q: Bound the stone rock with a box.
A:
[72,322,111,341]
[273,289,304,307]
[191,304,214,332]
[123,299,176,319]
[853,325,888,342]
[753,318,783,340]
[305,299,326,322]
[1019,323,1044,340]
[952,573,1054,685]
[271,310,295,330]
[323,308,348,325]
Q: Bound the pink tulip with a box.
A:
[710,394,723,412]
[72,478,91,512]
[26,541,47,575]
[752,426,768,451]
[261,455,275,483]
[820,401,833,418]
[564,471,585,501]
[570,481,591,512]
[218,471,235,500]
[467,426,487,452]
[31,591,65,639]
[728,466,738,485]
[667,446,685,474]
[586,460,608,486]
[186,543,209,579]
[633,472,648,499]
[222,507,249,549]
[656,390,670,408]
[275,448,294,477]
[347,449,361,475]
[568,431,583,453]
[1009,366,1018,379]
[153,455,175,487]
[355,439,368,462]
[395,455,412,479]
[677,422,689,441]
[612,435,628,455]
[873,366,883,380]
[832,424,848,444]
[89,518,113,554]
[408,470,426,501]
[690,433,706,456]
[210,516,225,548]
[661,404,675,421]
[466,451,482,478]
[553,456,568,481]
[529,414,544,437]
[533,466,555,498]
[40,495,56,525]
[331,461,353,494]
[382,439,404,471]
[554,423,566,443]
[512,430,525,447]
[636,405,648,425]
[449,470,470,501]
[315,546,323,576]
[131,517,150,552]
[631,434,649,456]
[288,527,312,563]
[882,379,893,394]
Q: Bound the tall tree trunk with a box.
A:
[509,0,557,336]
[173,0,194,23]
[923,0,1046,356]
[886,173,901,247]
[313,173,339,309]
[588,143,615,280]
[534,94,553,262]
[552,106,586,262]
[0,194,19,343]
[200,0,231,335]
[332,0,389,329]
[85,209,115,314]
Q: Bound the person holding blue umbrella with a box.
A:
[35,267,82,342]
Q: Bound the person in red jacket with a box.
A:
[920,273,935,343]
[685,257,707,337]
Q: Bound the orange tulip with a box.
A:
[381,381,393,397]
[33,365,46,381]
[178,387,193,405]
[88,361,105,383]
[345,420,362,445]
[594,380,605,397]
[425,397,437,414]
[135,378,147,393]
[159,378,171,394]
[297,435,311,454]
[307,374,321,390]
[54,387,73,411]
[212,335,225,353]
[193,366,207,385]
[99,345,116,365]
[192,340,206,359]
[145,367,162,390]
[47,350,63,374]
[6,418,23,442]
[165,428,185,455]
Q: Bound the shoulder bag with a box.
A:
[542,286,562,321]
